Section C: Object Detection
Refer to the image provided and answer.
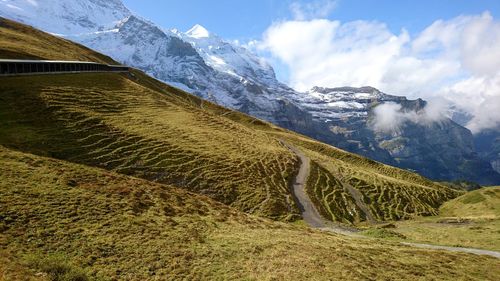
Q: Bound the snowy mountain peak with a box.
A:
[186,24,210,38]
[0,0,131,34]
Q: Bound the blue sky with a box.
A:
[123,0,500,40]
[122,0,500,132]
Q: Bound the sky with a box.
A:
[123,0,500,132]
[123,0,500,40]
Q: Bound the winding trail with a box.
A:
[281,140,362,235]
[285,142,323,228]
[281,140,500,259]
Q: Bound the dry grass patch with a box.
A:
[0,73,299,220]
[1,147,499,280]
[388,187,500,251]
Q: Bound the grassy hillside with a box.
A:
[273,132,460,223]
[369,187,500,251]
[0,72,301,220]
[440,186,500,218]
[0,17,461,225]
[1,146,499,280]
[1,15,498,281]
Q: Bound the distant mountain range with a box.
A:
[2,0,499,184]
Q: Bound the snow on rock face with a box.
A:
[1,0,498,184]
[0,0,130,34]
[284,86,405,122]
[0,0,292,123]
[179,24,277,85]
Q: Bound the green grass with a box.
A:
[1,146,499,280]
[305,161,365,224]
[440,186,500,218]
[447,187,499,210]
[272,132,461,223]
[366,187,500,251]
[0,72,300,220]
[24,253,89,281]
[0,69,460,223]
[0,17,499,280]
[0,17,461,224]
[361,228,407,239]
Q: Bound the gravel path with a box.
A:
[282,140,500,259]
[282,140,363,235]
[401,242,500,258]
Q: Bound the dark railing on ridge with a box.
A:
[0,59,129,76]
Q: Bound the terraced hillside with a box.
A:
[0,72,300,220]
[0,17,461,224]
[1,146,499,280]
[274,132,460,223]
[306,161,366,224]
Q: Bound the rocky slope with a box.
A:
[1,0,499,184]
[285,86,500,185]
[474,130,500,175]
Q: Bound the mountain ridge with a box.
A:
[0,0,498,184]
[0,17,459,224]
[285,86,500,185]
[3,16,500,280]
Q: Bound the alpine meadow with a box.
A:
[1,0,500,280]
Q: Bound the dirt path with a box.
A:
[282,140,374,227]
[401,242,500,258]
[281,140,500,259]
[283,141,326,228]
[281,140,364,235]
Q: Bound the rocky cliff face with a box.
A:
[1,0,499,184]
[285,87,500,185]
[474,130,500,175]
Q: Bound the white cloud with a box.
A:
[371,103,407,134]
[442,73,500,133]
[259,12,500,133]
[289,0,337,21]
[261,19,411,91]
[371,101,447,134]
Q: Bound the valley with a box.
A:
[2,146,499,280]
[0,11,499,281]
[2,0,499,185]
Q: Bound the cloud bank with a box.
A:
[371,101,447,134]
[259,12,500,133]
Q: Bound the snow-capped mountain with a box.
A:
[0,0,130,35]
[0,0,313,130]
[180,24,278,87]
[286,86,401,122]
[174,23,316,127]
[1,0,499,184]
[288,86,500,184]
